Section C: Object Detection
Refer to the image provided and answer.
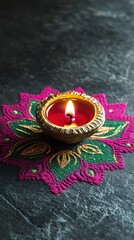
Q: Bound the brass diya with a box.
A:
[36,91,105,144]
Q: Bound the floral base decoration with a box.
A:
[0,87,134,194]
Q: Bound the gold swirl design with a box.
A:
[18,124,42,134]
[6,139,51,158]
[92,122,128,139]
[77,144,103,155]
[49,150,79,168]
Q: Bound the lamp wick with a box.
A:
[66,113,75,123]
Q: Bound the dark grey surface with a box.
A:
[0,0,134,239]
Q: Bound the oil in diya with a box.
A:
[36,91,105,144]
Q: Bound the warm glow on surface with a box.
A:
[65,100,75,117]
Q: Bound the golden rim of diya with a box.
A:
[36,91,105,144]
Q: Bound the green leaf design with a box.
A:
[9,120,42,137]
[49,151,80,180]
[92,120,128,139]
[77,140,116,163]
[6,139,51,160]
[29,100,39,118]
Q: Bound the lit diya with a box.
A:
[36,91,105,144]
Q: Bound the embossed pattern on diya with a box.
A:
[0,87,134,194]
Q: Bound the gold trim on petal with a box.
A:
[49,150,79,168]
[92,122,128,139]
[16,128,31,135]
[5,139,51,158]
[113,154,117,162]
[29,100,39,119]
[19,124,42,133]
[77,144,103,155]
